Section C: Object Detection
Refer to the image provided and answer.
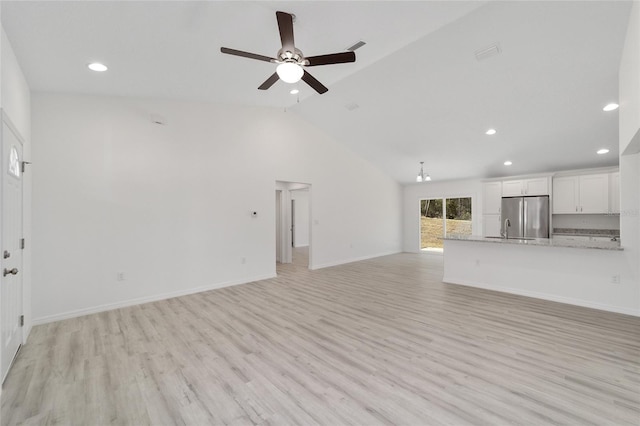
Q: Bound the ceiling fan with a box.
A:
[220,11,356,94]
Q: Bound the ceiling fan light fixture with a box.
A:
[276,62,303,84]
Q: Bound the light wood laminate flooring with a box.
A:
[2,253,640,425]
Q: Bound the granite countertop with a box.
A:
[443,234,623,251]
[552,228,620,237]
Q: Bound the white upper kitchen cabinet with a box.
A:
[609,171,620,214]
[553,176,579,213]
[553,174,609,214]
[579,174,609,213]
[482,182,502,214]
[502,178,549,197]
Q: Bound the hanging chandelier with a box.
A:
[416,161,431,182]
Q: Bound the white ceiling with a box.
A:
[2,1,631,183]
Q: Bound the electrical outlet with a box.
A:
[611,274,620,284]
[475,259,480,267]
[117,272,125,281]
[241,257,246,264]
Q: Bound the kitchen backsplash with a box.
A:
[552,214,620,231]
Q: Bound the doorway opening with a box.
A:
[420,197,472,253]
[275,181,311,270]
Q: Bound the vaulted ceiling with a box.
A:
[2,1,631,183]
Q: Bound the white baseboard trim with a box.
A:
[32,273,276,326]
[442,275,640,317]
[311,250,401,270]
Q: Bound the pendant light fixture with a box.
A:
[416,161,431,182]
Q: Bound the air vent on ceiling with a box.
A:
[475,43,501,61]
[345,102,360,111]
[346,40,366,51]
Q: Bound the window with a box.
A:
[8,146,20,178]
[420,197,472,251]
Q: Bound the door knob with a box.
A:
[3,268,18,276]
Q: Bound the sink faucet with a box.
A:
[501,218,511,239]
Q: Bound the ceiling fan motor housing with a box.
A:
[278,48,304,64]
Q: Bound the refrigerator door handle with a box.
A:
[523,200,528,237]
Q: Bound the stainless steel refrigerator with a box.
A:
[501,196,550,238]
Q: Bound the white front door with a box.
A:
[1,117,24,382]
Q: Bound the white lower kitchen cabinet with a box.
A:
[483,214,501,237]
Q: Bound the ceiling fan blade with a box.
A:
[276,11,295,53]
[301,71,328,94]
[220,47,276,63]
[258,73,280,90]
[305,51,356,67]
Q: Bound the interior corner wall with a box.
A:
[31,93,403,323]
[403,179,482,253]
[1,26,32,339]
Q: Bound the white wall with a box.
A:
[552,214,620,231]
[620,1,640,155]
[291,190,309,247]
[31,93,402,323]
[0,27,32,338]
[619,1,640,313]
[444,240,638,315]
[403,179,482,253]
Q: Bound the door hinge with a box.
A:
[20,238,25,250]
[19,315,24,327]
[21,161,31,173]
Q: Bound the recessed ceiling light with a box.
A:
[88,62,108,72]
[485,128,497,135]
[504,161,512,166]
[603,103,619,112]
[290,89,299,95]
[597,148,610,155]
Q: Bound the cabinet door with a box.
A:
[502,180,523,197]
[579,174,609,214]
[524,178,549,195]
[552,176,578,213]
[483,214,501,237]
[483,182,502,214]
[609,172,620,214]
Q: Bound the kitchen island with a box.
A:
[442,235,636,315]
[444,234,622,250]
